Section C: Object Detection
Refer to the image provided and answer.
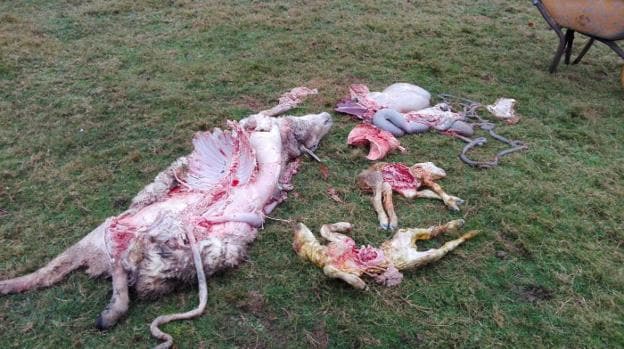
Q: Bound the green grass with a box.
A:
[1,0,623,347]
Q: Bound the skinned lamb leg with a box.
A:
[388,220,477,270]
[293,223,366,289]
[381,182,398,230]
[95,260,130,330]
[318,223,366,289]
[322,264,366,290]
[319,222,353,242]
[401,186,464,212]
[402,231,478,269]
[371,180,390,230]
[392,219,465,245]
[419,177,464,211]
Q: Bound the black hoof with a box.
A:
[95,315,112,331]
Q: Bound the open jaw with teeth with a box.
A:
[0,87,332,349]
[293,220,478,289]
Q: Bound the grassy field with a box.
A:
[1,0,623,347]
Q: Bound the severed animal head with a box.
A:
[239,111,332,161]
[281,112,333,161]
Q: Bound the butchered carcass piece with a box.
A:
[0,88,332,349]
[347,123,405,161]
[335,83,431,122]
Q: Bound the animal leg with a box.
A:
[413,190,463,205]
[425,219,466,239]
[392,219,465,245]
[421,179,464,211]
[406,230,478,268]
[402,188,442,201]
[95,260,130,330]
[371,180,391,230]
[319,222,353,242]
[201,212,264,227]
[322,265,366,290]
[293,223,327,267]
[0,223,110,295]
[381,182,398,230]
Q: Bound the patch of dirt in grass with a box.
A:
[236,290,266,315]
[305,321,329,349]
[357,335,381,346]
[112,197,130,210]
[516,284,554,303]
[237,96,265,111]
[495,230,532,259]
[399,332,425,346]
[225,290,292,347]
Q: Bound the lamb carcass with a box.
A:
[293,220,477,289]
[357,162,464,230]
[0,88,332,348]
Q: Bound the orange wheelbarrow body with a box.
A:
[533,0,624,73]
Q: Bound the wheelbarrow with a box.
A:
[533,0,624,76]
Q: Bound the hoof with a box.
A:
[95,315,110,331]
[379,222,391,230]
[448,219,465,230]
[449,204,461,212]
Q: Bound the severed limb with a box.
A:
[149,226,207,349]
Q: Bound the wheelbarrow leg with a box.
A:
[572,38,595,65]
[549,31,567,73]
[564,29,575,65]
[533,0,567,73]
[599,39,624,60]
